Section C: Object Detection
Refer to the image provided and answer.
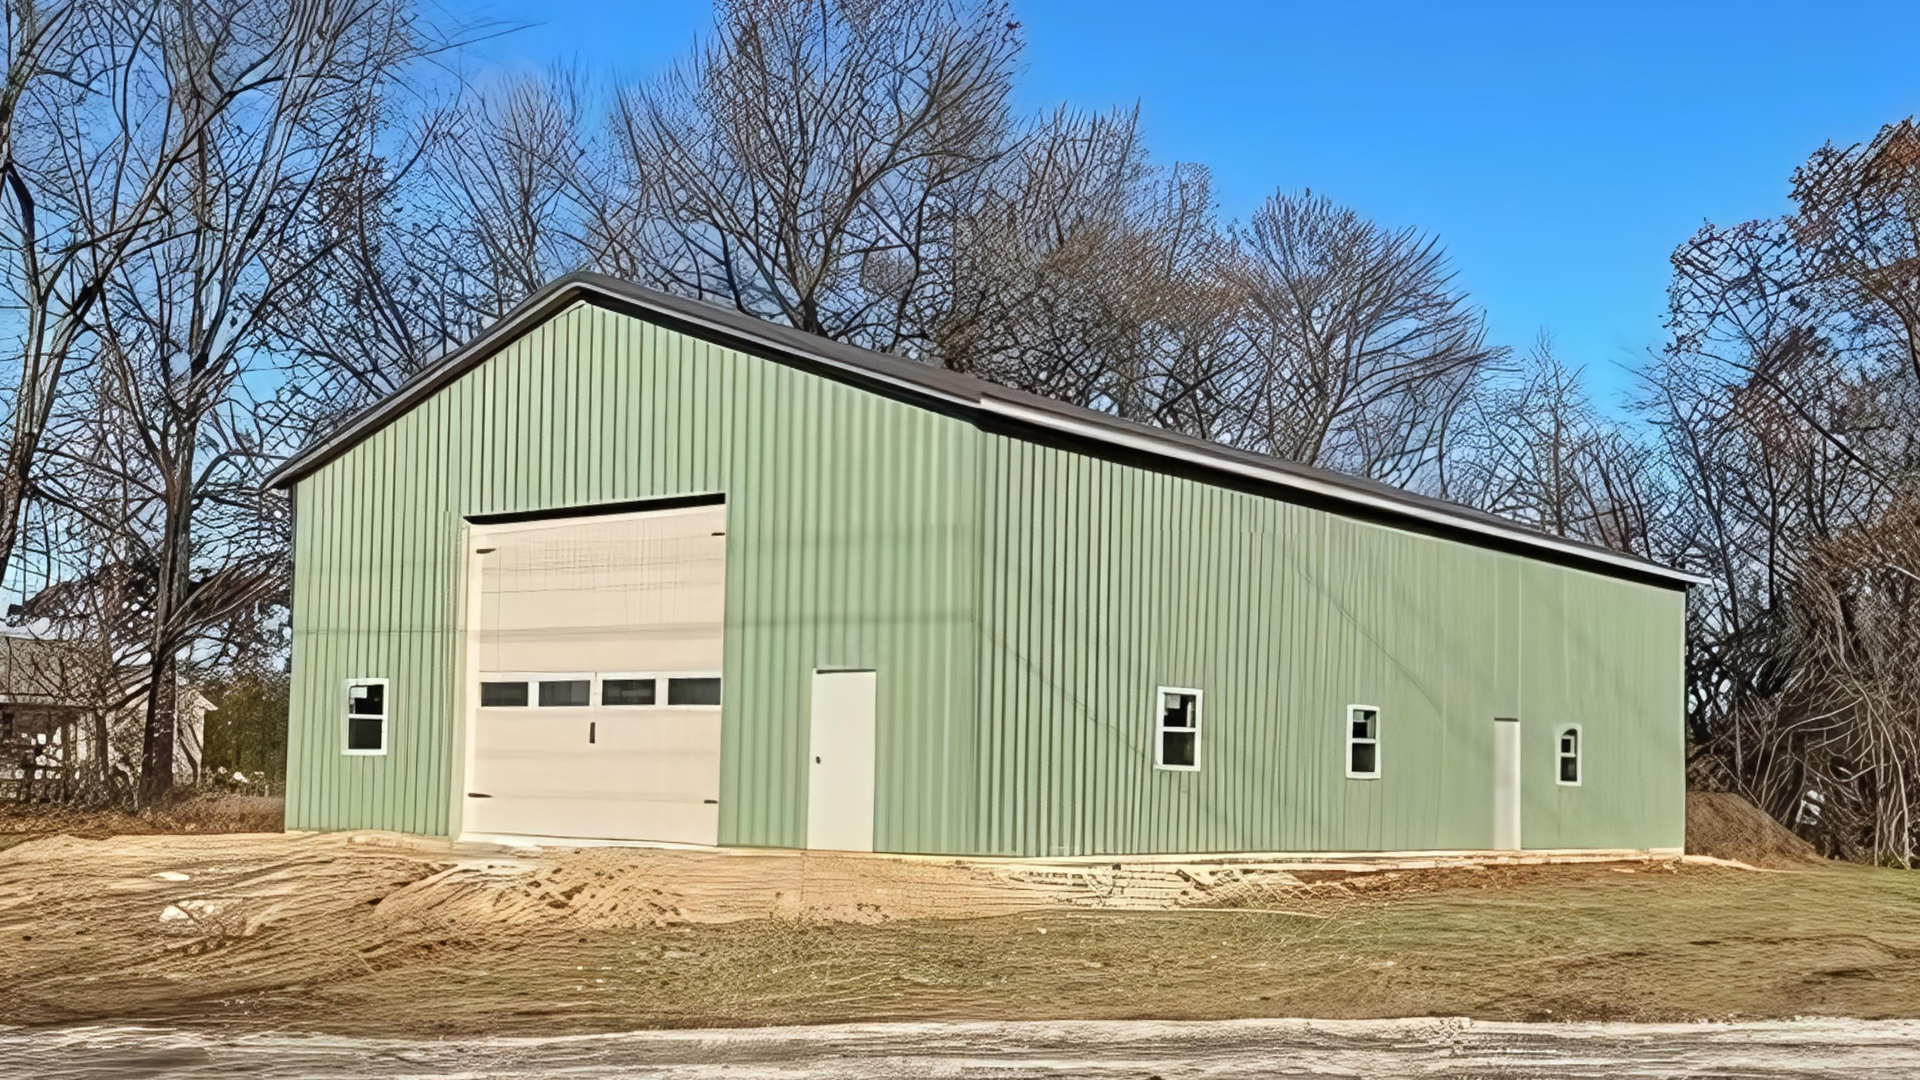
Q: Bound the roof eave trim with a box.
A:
[264,277,598,490]
[588,284,979,412]
[980,397,1705,588]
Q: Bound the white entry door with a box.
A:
[806,669,876,852]
[464,504,726,844]
[1493,717,1522,851]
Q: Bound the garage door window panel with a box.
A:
[479,680,530,708]
[666,675,722,707]
[600,676,658,707]
[538,677,592,707]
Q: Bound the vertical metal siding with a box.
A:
[288,303,982,849]
[970,435,1685,856]
[287,300,1685,856]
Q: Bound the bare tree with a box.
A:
[429,68,593,312]
[1793,119,1920,386]
[601,0,1020,353]
[272,65,577,427]
[1232,190,1505,489]
[1446,338,1660,554]
[0,0,372,601]
[20,0,437,800]
[1655,116,1920,862]
[937,106,1246,431]
[1778,488,1920,864]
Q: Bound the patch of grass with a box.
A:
[55,862,1920,1034]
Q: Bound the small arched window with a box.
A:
[1557,725,1582,786]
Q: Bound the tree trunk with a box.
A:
[92,708,111,796]
[0,325,53,593]
[0,435,31,592]
[138,652,177,805]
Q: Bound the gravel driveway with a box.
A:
[11,1018,1920,1079]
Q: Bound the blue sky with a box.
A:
[456,0,1920,405]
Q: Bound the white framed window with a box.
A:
[1557,724,1583,786]
[1346,704,1380,779]
[344,678,389,756]
[1155,687,1202,771]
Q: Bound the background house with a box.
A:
[0,631,212,802]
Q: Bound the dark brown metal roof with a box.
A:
[265,272,1699,589]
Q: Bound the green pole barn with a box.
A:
[267,273,1695,858]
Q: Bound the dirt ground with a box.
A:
[1685,790,1822,867]
[4,813,1920,1036]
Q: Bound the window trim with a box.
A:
[1345,703,1381,780]
[1556,723,1583,787]
[1153,685,1203,772]
[343,677,390,757]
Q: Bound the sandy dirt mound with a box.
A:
[1685,790,1821,867]
[0,830,1484,934]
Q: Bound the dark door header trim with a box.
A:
[465,491,725,526]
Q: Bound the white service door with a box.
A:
[464,504,726,844]
[1493,717,1522,851]
[806,669,877,852]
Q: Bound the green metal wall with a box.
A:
[970,439,1685,855]
[286,301,1686,855]
[287,302,982,848]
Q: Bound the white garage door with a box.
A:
[462,503,726,844]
